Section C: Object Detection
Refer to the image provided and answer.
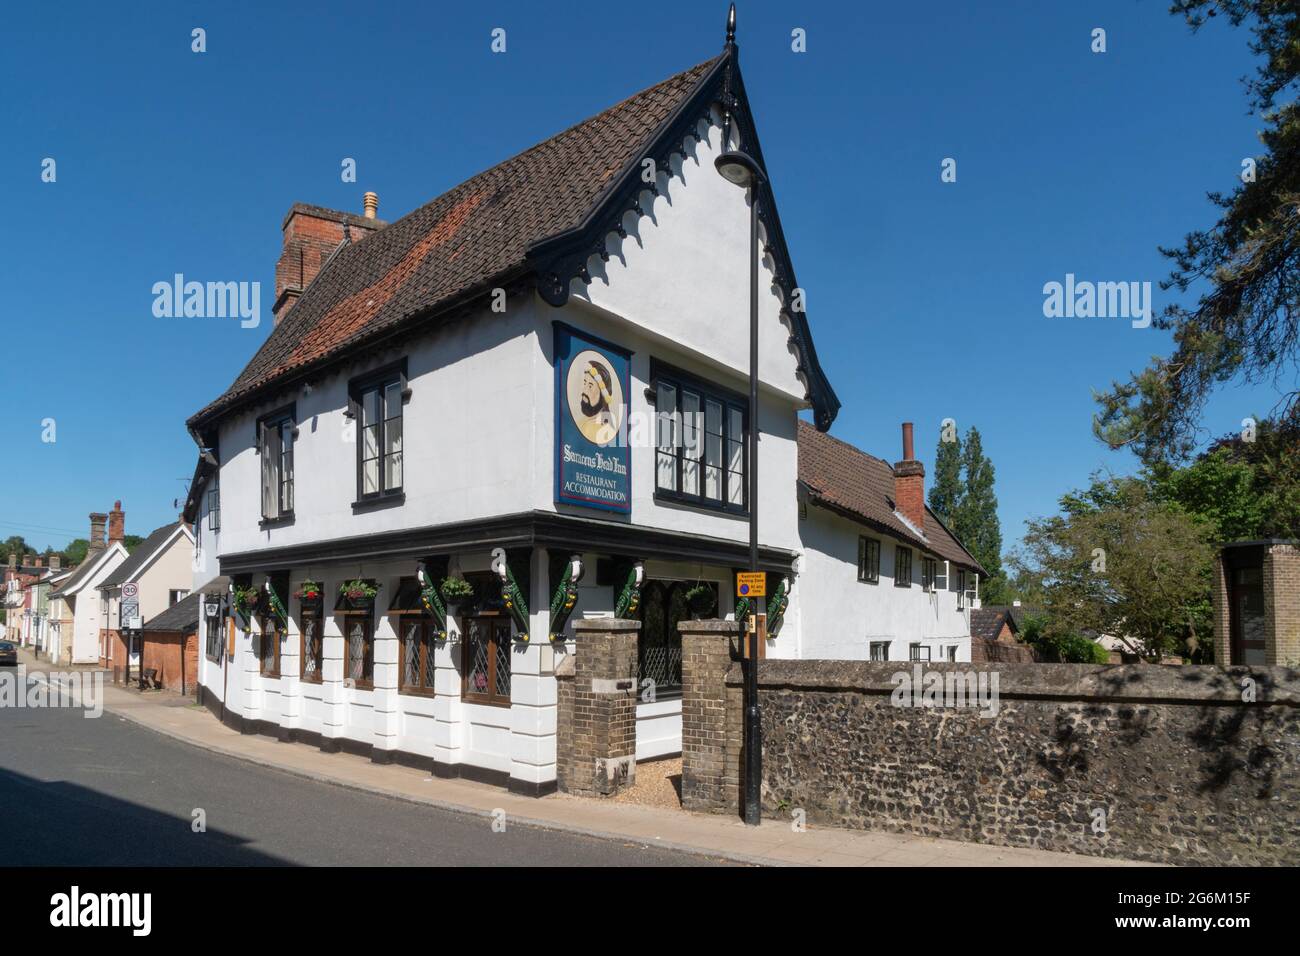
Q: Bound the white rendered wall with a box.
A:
[795,505,972,663]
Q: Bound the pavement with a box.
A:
[11,649,1150,867]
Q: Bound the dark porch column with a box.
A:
[555,618,640,797]
[679,619,740,814]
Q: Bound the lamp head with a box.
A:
[714,150,764,189]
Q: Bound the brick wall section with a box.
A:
[1265,544,1300,666]
[702,660,1299,864]
[679,620,741,813]
[893,460,925,531]
[970,638,1038,663]
[100,628,129,683]
[141,628,199,694]
[555,618,640,797]
[1212,552,1231,665]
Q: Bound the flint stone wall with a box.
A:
[721,660,1300,865]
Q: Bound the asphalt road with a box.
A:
[0,671,713,866]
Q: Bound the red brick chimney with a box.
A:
[894,422,926,533]
[274,198,386,325]
[108,500,125,546]
[88,512,107,552]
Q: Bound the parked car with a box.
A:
[0,641,16,666]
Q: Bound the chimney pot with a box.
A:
[901,422,915,461]
[363,191,379,220]
[50,555,61,571]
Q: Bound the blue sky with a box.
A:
[1,0,1281,554]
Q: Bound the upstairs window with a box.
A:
[858,537,880,584]
[258,407,295,522]
[652,363,747,514]
[207,486,220,531]
[956,569,968,609]
[921,557,938,592]
[350,363,406,503]
[869,641,889,661]
[895,546,912,588]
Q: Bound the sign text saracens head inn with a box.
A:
[554,323,631,514]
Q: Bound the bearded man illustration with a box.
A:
[574,357,619,445]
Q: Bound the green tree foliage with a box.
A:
[928,429,963,525]
[1011,475,1216,662]
[62,539,89,567]
[1149,415,1300,541]
[1094,1,1300,463]
[931,426,1008,603]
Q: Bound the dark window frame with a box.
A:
[858,537,880,584]
[398,617,437,698]
[259,618,282,678]
[299,606,323,684]
[869,641,889,662]
[204,614,223,663]
[207,486,220,531]
[461,615,512,707]
[348,360,408,506]
[895,545,913,588]
[343,613,375,690]
[909,642,931,661]
[256,404,296,525]
[921,556,937,593]
[650,359,749,516]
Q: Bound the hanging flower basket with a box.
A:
[234,585,262,616]
[294,579,323,606]
[685,583,716,620]
[439,577,475,612]
[338,579,378,610]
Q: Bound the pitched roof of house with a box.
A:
[796,420,984,573]
[142,590,202,633]
[970,607,1017,641]
[187,46,840,434]
[99,522,189,589]
[188,57,716,427]
[49,548,120,598]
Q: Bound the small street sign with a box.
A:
[736,572,766,597]
[122,582,139,600]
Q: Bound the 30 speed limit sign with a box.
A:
[122,582,139,599]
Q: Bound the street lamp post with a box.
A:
[715,146,765,827]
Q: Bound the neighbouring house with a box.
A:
[3,554,43,646]
[967,605,1042,663]
[30,557,70,660]
[139,591,202,694]
[1214,539,1300,666]
[48,509,130,665]
[96,516,195,684]
[797,421,983,663]
[183,17,983,793]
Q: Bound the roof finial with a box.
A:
[725,3,736,48]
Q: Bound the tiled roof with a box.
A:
[189,56,721,428]
[970,607,1016,641]
[142,590,201,633]
[49,550,115,598]
[99,522,188,588]
[797,420,984,572]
